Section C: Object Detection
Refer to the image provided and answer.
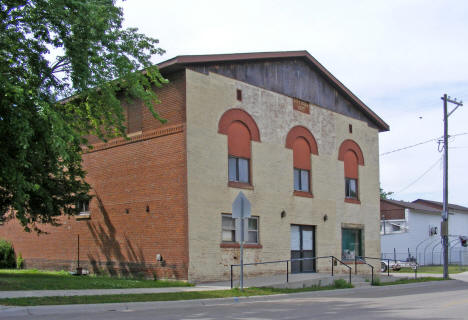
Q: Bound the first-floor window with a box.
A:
[228,156,249,183]
[294,168,310,192]
[222,214,258,243]
[345,178,358,199]
[342,228,362,260]
[76,200,90,215]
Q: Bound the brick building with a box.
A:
[0,51,389,282]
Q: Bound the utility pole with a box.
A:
[441,94,463,280]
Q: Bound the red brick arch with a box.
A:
[285,126,318,155]
[338,139,364,166]
[218,108,261,142]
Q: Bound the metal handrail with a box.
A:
[355,256,374,284]
[358,256,391,277]
[230,255,352,289]
[358,255,418,279]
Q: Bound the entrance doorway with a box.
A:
[291,225,316,273]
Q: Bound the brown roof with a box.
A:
[158,51,389,132]
[412,199,468,213]
[380,199,441,214]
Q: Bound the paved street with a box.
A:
[2,277,468,320]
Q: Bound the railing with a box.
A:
[354,256,374,284]
[230,255,352,289]
[358,256,418,279]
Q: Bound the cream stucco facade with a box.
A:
[185,69,381,282]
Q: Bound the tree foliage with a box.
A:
[0,0,166,231]
[380,188,394,200]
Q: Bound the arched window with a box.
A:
[227,121,251,183]
[338,140,364,203]
[218,109,260,187]
[293,137,311,192]
[344,150,358,199]
[286,126,318,196]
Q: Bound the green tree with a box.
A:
[380,187,394,200]
[0,0,166,232]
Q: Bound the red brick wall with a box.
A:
[380,200,405,220]
[0,72,189,279]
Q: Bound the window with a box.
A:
[292,136,311,194]
[227,121,251,185]
[222,214,258,243]
[294,168,309,192]
[218,109,261,188]
[228,156,249,183]
[345,178,357,199]
[342,228,362,260]
[381,220,408,235]
[78,200,90,214]
[344,151,359,200]
[338,140,364,203]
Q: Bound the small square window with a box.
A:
[222,214,258,244]
[345,178,357,199]
[294,168,309,192]
[228,156,249,183]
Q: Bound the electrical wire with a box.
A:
[393,156,442,195]
[380,132,468,156]
[380,138,439,156]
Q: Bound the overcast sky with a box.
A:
[120,0,468,206]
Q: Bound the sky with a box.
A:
[120,0,468,206]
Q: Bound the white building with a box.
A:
[380,199,468,265]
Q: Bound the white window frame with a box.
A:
[221,214,259,244]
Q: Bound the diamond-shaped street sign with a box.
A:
[232,191,251,219]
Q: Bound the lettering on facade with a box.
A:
[293,98,310,114]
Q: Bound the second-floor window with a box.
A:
[294,168,309,192]
[227,121,251,185]
[228,156,249,183]
[292,137,311,193]
[344,150,359,200]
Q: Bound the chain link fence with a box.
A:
[382,248,468,266]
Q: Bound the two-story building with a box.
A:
[0,51,389,282]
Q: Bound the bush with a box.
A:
[0,239,16,268]
[333,279,353,289]
[16,253,24,269]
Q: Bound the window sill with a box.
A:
[293,190,314,198]
[228,181,254,190]
[220,243,262,249]
[345,198,361,204]
[76,213,91,220]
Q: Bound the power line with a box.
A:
[380,132,468,156]
[393,156,442,195]
[380,138,439,156]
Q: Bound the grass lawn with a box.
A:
[0,269,192,291]
[397,265,468,274]
[373,277,448,286]
[0,279,353,306]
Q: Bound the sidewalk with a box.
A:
[1,270,451,299]
[0,272,344,299]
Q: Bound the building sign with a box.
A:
[293,98,310,114]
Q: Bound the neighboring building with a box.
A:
[0,51,388,282]
[380,199,468,265]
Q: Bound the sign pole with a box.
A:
[232,191,250,291]
[240,197,244,291]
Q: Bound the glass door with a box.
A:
[291,225,316,273]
